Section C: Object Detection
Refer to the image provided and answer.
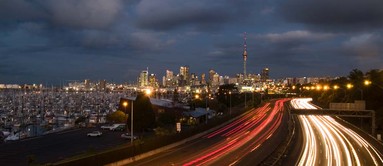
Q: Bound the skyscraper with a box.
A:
[179,66,190,86]
[201,73,206,85]
[149,73,158,88]
[243,32,248,80]
[165,69,174,87]
[139,69,148,87]
[209,69,216,85]
[261,68,269,82]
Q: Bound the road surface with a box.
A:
[0,127,128,165]
[127,99,290,166]
[288,98,383,166]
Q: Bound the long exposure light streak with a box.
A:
[291,98,383,166]
[182,99,289,166]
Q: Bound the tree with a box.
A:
[157,111,176,127]
[106,110,128,123]
[348,68,364,87]
[127,93,156,132]
[74,116,86,125]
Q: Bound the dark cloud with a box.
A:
[255,30,335,49]
[47,0,123,29]
[135,0,229,30]
[135,0,261,31]
[278,0,383,32]
[0,0,47,21]
[0,0,124,30]
[343,33,382,57]
[1,0,382,84]
[0,55,32,83]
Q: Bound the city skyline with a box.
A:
[1,0,383,85]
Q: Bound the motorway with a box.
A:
[0,127,128,165]
[287,98,383,166]
[126,99,289,166]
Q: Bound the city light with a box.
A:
[347,83,353,89]
[323,85,329,91]
[145,89,152,96]
[315,85,322,91]
[364,80,372,86]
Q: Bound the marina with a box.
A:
[0,89,129,141]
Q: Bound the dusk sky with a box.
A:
[1,0,383,85]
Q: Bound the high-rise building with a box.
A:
[212,73,220,87]
[165,69,174,87]
[166,70,173,80]
[179,66,190,86]
[162,76,166,87]
[84,79,91,90]
[190,73,196,85]
[201,73,206,85]
[209,69,216,85]
[139,70,148,87]
[261,68,269,82]
[99,79,106,91]
[149,74,158,88]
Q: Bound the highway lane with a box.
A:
[290,98,383,166]
[0,127,128,165]
[127,99,289,166]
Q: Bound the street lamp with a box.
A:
[145,89,152,96]
[205,94,209,124]
[123,101,128,111]
[124,100,134,144]
[346,82,372,100]
[347,83,353,89]
[364,80,371,86]
[130,100,134,144]
[229,91,232,115]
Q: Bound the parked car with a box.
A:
[101,123,125,130]
[87,131,102,137]
[121,133,137,140]
[111,125,126,131]
[100,124,114,130]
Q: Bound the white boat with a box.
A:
[4,133,20,142]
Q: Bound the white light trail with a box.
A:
[291,98,383,166]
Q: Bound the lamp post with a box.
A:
[123,101,128,112]
[130,100,134,144]
[252,90,254,107]
[123,101,128,132]
[244,92,247,108]
[346,82,370,100]
[205,94,208,124]
[229,91,232,115]
[123,100,134,144]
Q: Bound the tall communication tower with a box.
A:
[243,32,248,79]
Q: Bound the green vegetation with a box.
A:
[106,110,128,123]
